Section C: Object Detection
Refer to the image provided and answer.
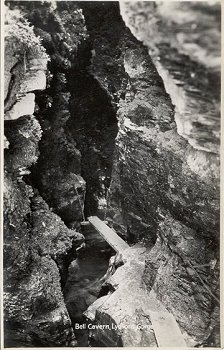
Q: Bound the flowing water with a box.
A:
[63,224,114,346]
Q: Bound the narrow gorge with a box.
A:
[3,1,221,348]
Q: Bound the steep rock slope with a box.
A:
[120,1,221,154]
[80,1,220,347]
[4,5,84,346]
[24,2,88,228]
[112,2,220,346]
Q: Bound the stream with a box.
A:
[63,223,114,346]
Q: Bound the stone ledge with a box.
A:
[5,93,35,120]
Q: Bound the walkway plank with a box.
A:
[150,311,186,347]
[88,216,186,347]
[88,216,129,253]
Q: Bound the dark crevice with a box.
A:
[66,41,118,218]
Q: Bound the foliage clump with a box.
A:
[5,7,49,62]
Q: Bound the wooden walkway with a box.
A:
[88,216,129,253]
[88,216,186,347]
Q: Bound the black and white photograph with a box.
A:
[2,0,222,348]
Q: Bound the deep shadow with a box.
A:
[66,40,118,217]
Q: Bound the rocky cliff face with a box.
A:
[79,1,220,347]
[117,3,220,346]
[4,4,85,346]
[4,1,220,348]
[25,2,88,228]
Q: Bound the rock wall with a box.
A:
[80,1,220,347]
[24,2,88,228]
[85,246,159,347]
[120,1,221,154]
[66,57,118,217]
[4,4,85,346]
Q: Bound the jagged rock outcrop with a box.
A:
[63,230,113,346]
[32,86,86,227]
[119,1,221,154]
[4,5,85,346]
[4,6,48,120]
[85,246,158,347]
[4,120,81,346]
[4,179,80,347]
[21,2,88,228]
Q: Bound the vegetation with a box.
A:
[5,7,49,70]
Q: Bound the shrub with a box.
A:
[5,7,50,69]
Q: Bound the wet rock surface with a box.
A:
[84,246,165,347]
[63,225,113,346]
[32,87,86,227]
[4,138,80,346]
[24,2,88,228]
[4,4,85,346]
